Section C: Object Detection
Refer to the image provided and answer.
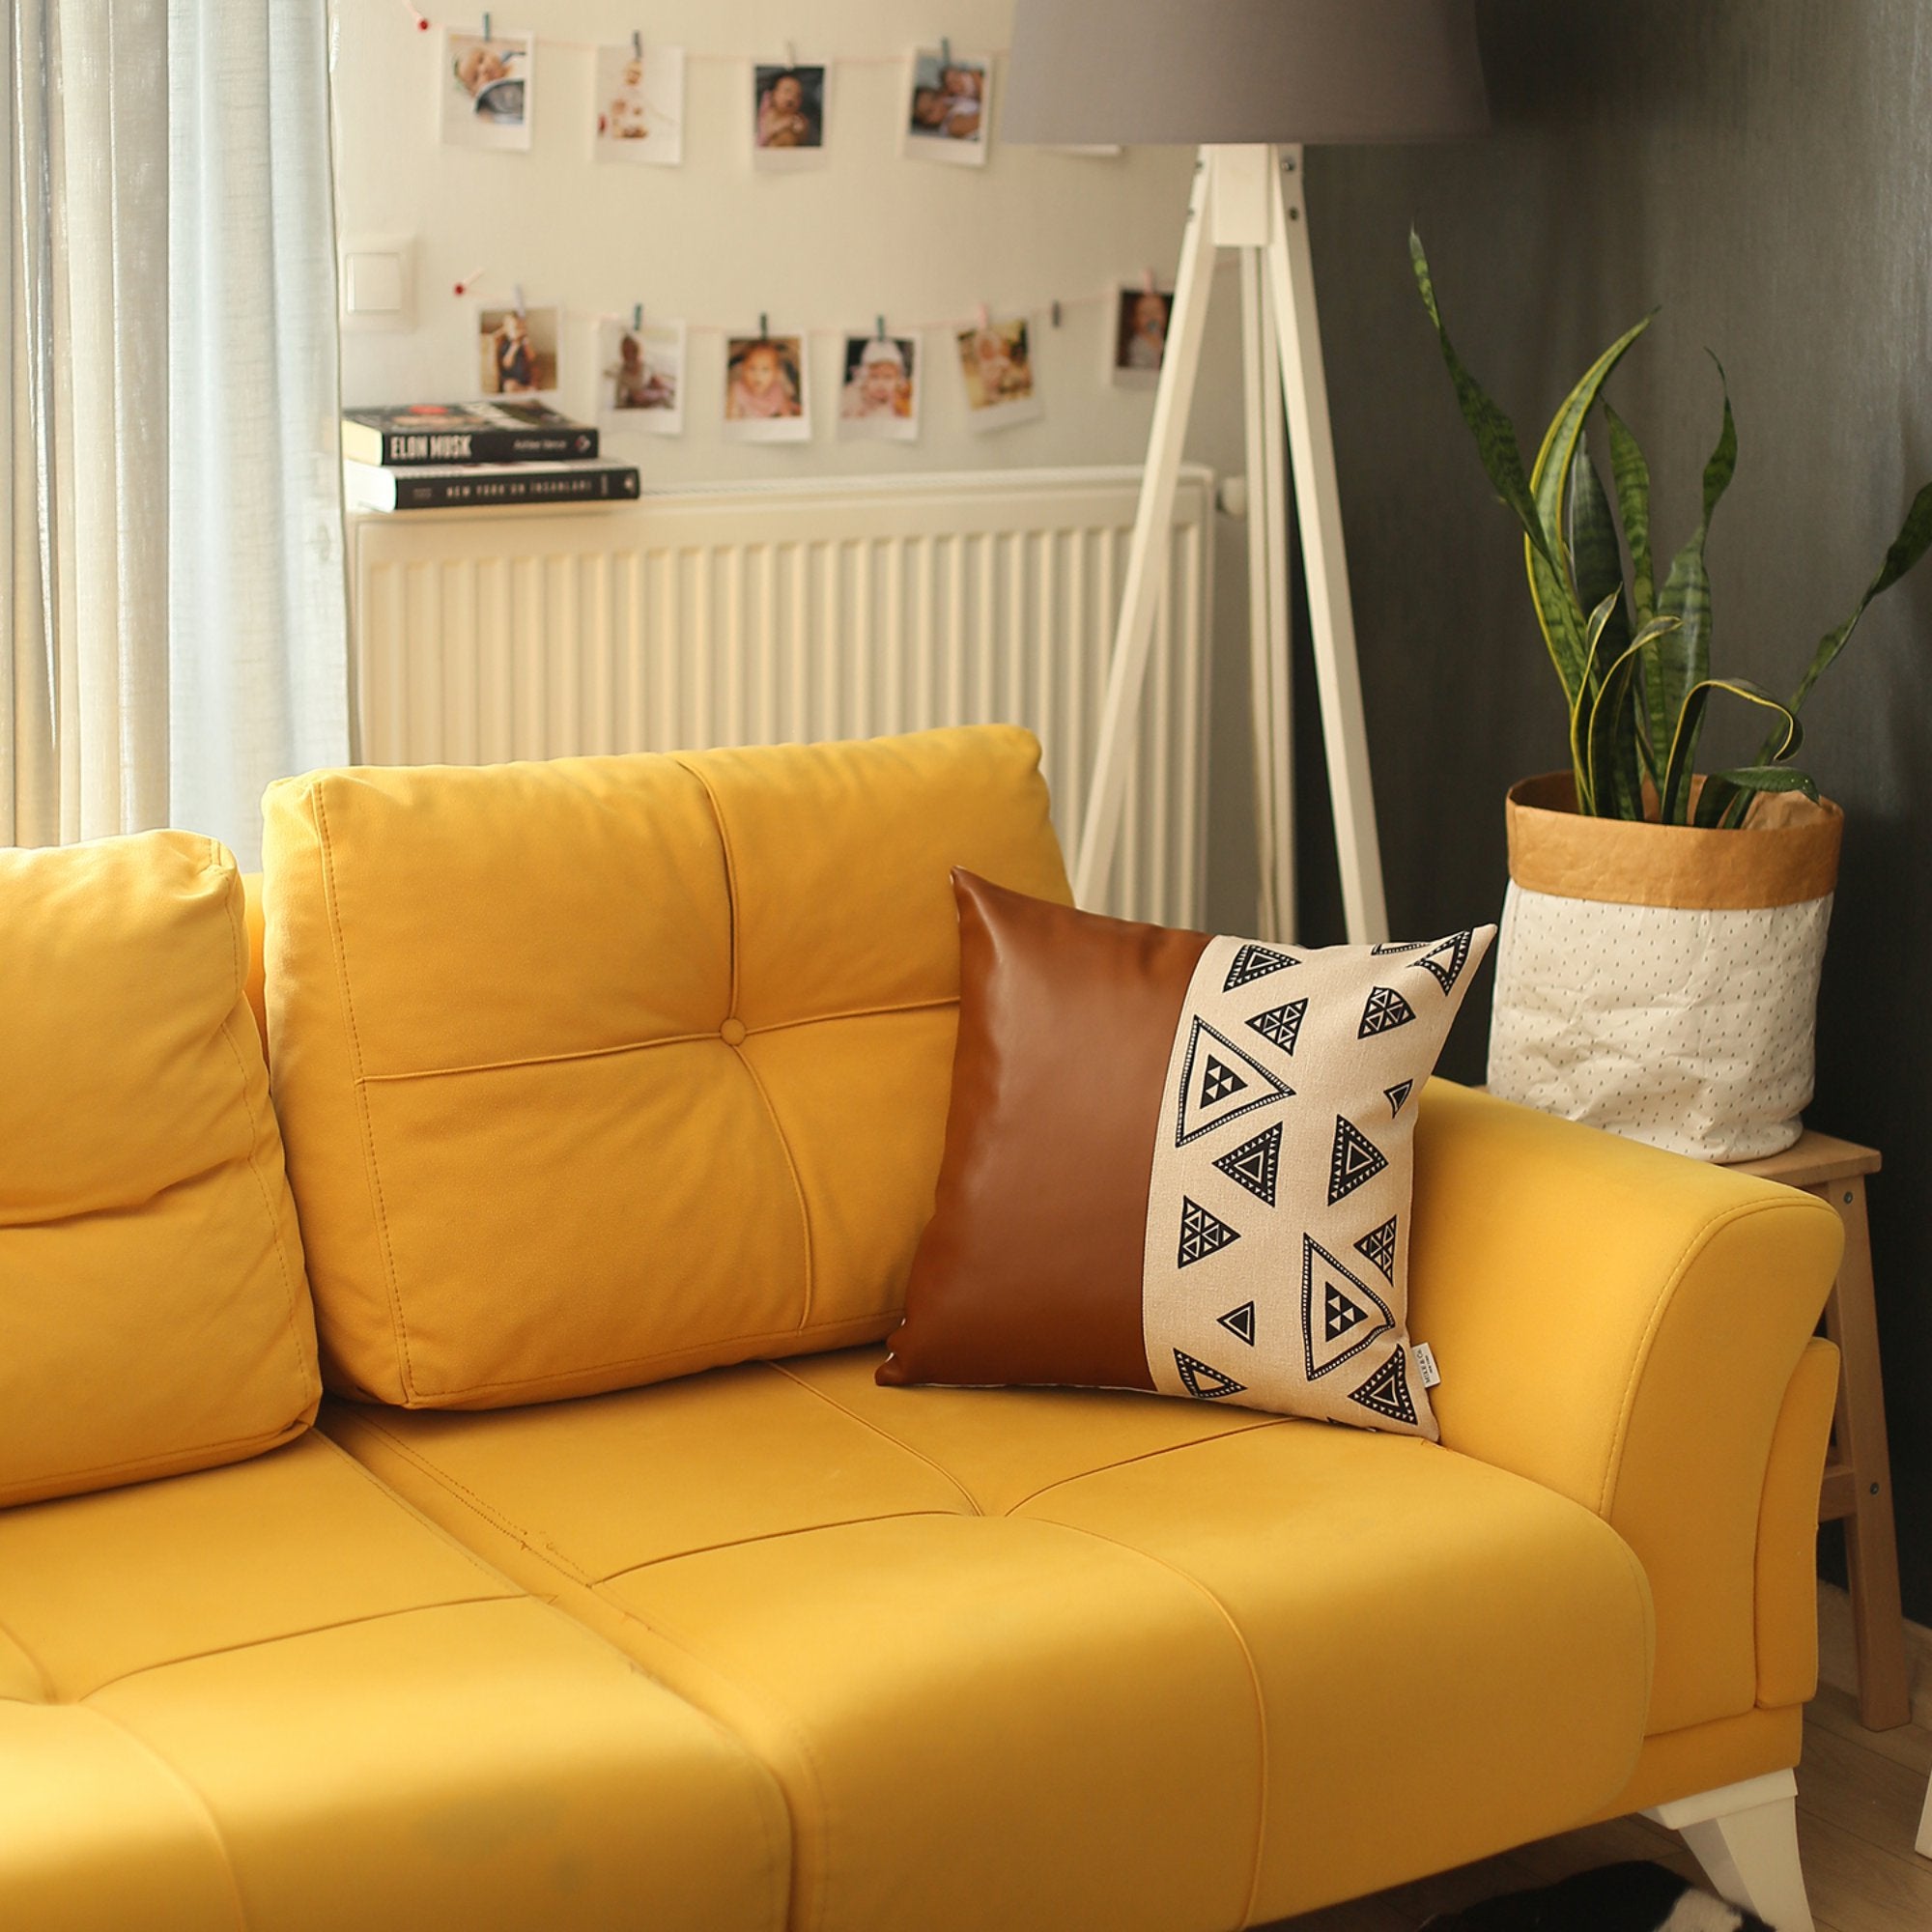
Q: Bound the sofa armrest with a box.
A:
[1406,1082,1844,1734]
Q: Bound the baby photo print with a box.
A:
[593,43,683,165]
[476,304,560,397]
[598,318,685,434]
[838,334,919,443]
[904,46,991,164]
[956,316,1041,431]
[753,63,828,167]
[1112,284,1174,387]
[440,28,532,152]
[724,332,810,441]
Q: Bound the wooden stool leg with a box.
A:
[1823,1178,1913,1730]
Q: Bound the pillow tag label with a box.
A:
[1411,1342,1441,1389]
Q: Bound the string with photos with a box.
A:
[449,263,1210,340]
[401,2,1005,64]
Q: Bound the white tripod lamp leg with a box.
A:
[1237,248,1296,943]
[1916,1762,1931,1858]
[1073,150,1218,909]
[1264,146,1390,945]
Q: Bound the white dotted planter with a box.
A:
[1487,774,1843,1163]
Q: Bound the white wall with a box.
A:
[329,0,1259,919]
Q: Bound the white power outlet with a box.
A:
[339,235,415,332]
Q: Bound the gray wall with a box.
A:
[1302,0,1932,1620]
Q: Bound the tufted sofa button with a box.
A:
[719,1016,747,1047]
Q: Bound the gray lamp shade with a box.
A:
[1003,0,1488,147]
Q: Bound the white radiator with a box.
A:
[348,464,1214,925]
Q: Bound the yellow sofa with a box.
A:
[0,727,1844,1932]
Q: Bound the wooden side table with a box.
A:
[1734,1130,1912,1730]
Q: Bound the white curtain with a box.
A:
[4,0,347,866]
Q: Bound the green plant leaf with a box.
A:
[1567,439,1632,690]
[1605,404,1654,625]
[1410,232,1554,571]
[1780,477,1932,725]
[1652,365,1738,814]
[1525,315,1653,707]
[1577,613,1681,817]
[1694,764,1821,830]
[1662,676,1803,826]
[1566,590,1626,812]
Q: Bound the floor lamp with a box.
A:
[1003,0,1488,944]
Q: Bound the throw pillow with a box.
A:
[876,871,1494,1439]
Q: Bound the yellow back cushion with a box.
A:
[261,726,1070,1408]
[0,833,320,1507]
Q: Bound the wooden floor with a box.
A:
[1263,1687,1932,1931]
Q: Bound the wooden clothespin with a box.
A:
[513,283,526,317]
[784,39,798,67]
[1050,299,1063,328]
[633,303,643,330]
[1142,267,1158,295]
[975,301,990,332]
[632,31,642,58]
[482,12,492,42]
[940,37,952,68]
[758,310,770,339]
[876,314,888,341]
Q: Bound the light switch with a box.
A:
[347,252,404,314]
[339,235,415,332]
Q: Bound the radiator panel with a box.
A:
[350,467,1213,926]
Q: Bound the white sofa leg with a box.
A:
[1916,1762,1931,1860]
[1643,1771,1814,1932]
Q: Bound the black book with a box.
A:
[344,460,640,512]
[343,402,599,468]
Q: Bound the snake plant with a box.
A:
[1412,232,1932,826]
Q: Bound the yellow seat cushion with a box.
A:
[0,831,319,1507]
[261,727,1069,1407]
[0,1431,788,1932]
[327,1347,1654,1931]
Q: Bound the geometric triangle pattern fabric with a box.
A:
[1327,1116,1388,1206]
[1371,939,1427,954]
[1299,1236,1394,1380]
[1222,942,1299,991]
[1348,1348,1419,1427]
[1174,1016,1293,1148]
[1211,1122,1282,1208]
[1216,1300,1257,1346]
[1174,1349,1247,1399]
[1245,997,1307,1058]
[1357,984,1416,1038]
[1354,1213,1398,1283]
[1131,925,1494,1440]
[1177,1195,1241,1269]
[1412,927,1474,996]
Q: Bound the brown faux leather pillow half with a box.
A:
[877,871,1495,1439]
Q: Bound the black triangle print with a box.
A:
[1245,998,1307,1058]
[1177,1195,1240,1269]
[1199,1055,1247,1107]
[1412,928,1474,995]
[1357,984,1416,1038]
[1349,1350,1419,1428]
[1222,942,1299,991]
[1174,1017,1293,1147]
[1327,1116,1388,1205]
[1299,1236,1394,1380]
[1217,1301,1257,1346]
[1354,1213,1398,1283]
[1384,1079,1414,1118]
[1175,1349,1246,1400]
[1211,1122,1282,1208]
[1372,940,1427,954]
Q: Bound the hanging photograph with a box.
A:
[837,334,920,443]
[440,27,534,152]
[592,43,684,165]
[903,46,992,165]
[598,317,686,434]
[724,332,810,441]
[752,62,828,167]
[1111,284,1175,387]
[475,304,561,396]
[956,316,1040,431]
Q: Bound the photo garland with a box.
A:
[592,43,683,164]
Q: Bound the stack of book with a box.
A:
[342,403,640,512]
